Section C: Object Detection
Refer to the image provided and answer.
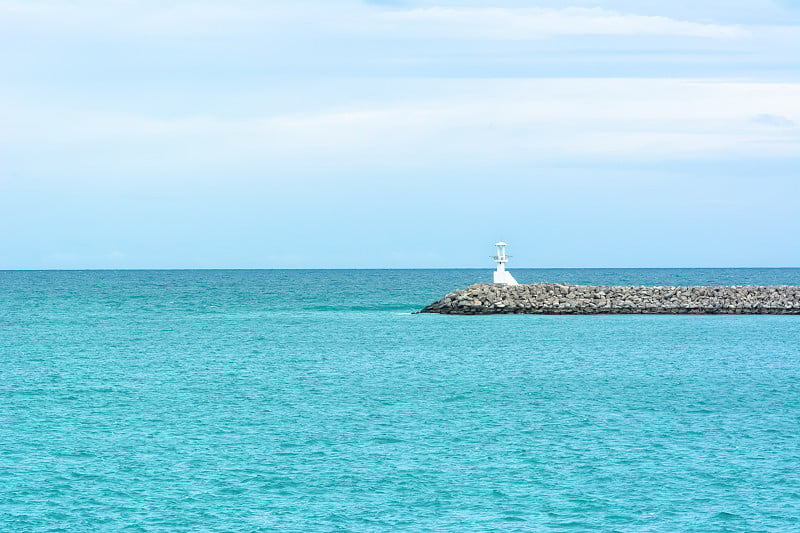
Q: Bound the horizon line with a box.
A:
[2,266,800,272]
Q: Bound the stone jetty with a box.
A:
[419,283,800,315]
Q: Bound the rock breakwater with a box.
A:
[419,283,800,315]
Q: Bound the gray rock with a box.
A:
[418,283,800,315]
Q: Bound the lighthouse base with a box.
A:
[493,270,518,285]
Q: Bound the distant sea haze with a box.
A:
[2,268,800,531]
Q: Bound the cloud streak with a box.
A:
[0,1,750,39]
[2,79,798,181]
[380,7,748,39]
[1,0,797,85]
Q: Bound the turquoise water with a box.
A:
[2,269,800,532]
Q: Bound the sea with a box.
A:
[2,268,800,532]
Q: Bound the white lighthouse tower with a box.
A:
[493,242,519,285]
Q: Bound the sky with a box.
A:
[1,0,799,269]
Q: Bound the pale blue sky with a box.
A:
[1,0,799,268]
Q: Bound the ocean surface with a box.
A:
[2,268,800,532]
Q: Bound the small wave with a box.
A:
[372,437,404,444]
[713,511,744,520]
[305,305,418,312]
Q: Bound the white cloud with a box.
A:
[752,113,797,128]
[1,79,798,176]
[398,0,800,25]
[0,0,750,39]
[379,7,748,39]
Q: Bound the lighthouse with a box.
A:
[493,242,519,285]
